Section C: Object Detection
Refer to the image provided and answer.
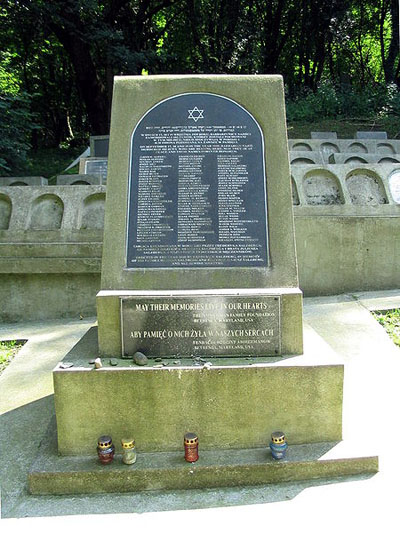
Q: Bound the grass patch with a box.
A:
[0,340,26,375]
[372,309,400,348]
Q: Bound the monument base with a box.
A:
[54,325,340,456]
[29,419,378,495]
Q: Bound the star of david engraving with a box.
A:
[188,106,204,122]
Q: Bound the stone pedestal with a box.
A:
[54,327,341,456]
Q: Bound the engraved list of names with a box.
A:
[127,93,268,268]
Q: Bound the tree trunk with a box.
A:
[48,20,109,135]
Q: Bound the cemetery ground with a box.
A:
[0,289,399,530]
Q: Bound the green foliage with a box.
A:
[0,52,20,95]
[0,93,38,175]
[286,81,400,122]
[372,309,400,348]
[286,83,340,121]
[0,0,399,148]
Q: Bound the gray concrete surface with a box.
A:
[0,290,399,531]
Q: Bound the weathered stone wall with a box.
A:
[0,185,104,321]
[0,165,399,321]
[291,163,399,206]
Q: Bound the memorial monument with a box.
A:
[97,76,303,358]
[28,76,377,495]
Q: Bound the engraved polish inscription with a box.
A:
[121,295,280,357]
[127,93,268,268]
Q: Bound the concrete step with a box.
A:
[29,433,378,495]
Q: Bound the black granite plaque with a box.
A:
[126,93,268,268]
[121,294,280,357]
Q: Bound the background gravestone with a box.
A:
[97,75,303,358]
[79,158,108,180]
[90,135,110,157]
[356,131,387,140]
[311,131,337,139]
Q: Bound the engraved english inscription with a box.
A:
[127,93,268,268]
[121,295,280,357]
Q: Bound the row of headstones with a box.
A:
[0,186,106,231]
[291,164,400,206]
[0,164,399,220]
[0,166,398,232]
[309,131,388,140]
[290,151,400,166]
[3,136,399,188]
[289,131,400,166]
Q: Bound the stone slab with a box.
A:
[29,421,378,495]
[90,135,109,157]
[0,273,99,322]
[295,216,400,295]
[54,325,342,455]
[97,288,303,356]
[356,131,387,139]
[79,157,108,179]
[101,75,298,292]
[0,184,106,231]
[290,163,400,206]
[121,293,281,357]
[127,93,269,270]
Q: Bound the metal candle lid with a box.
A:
[97,435,113,449]
[184,432,198,445]
[121,438,135,449]
[271,431,286,444]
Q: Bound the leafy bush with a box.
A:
[286,81,400,122]
[0,92,38,175]
[286,82,340,121]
